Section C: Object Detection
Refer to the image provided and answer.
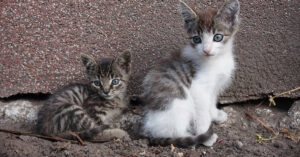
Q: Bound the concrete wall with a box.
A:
[0,0,299,103]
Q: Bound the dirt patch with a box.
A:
[0,100,299,157]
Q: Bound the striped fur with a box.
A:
[141,0,240,147]
[141,51,195,111]
[37,51,131,140]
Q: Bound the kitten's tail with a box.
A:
[148,126,217,148]
[129,95,144,106]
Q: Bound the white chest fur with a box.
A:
[191,53,235,101]
[187,43,235,134]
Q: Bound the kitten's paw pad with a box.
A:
[215,110,228,123]
[203,133,218,147]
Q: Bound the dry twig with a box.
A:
[280,128,296,142]
[0,128,109,145]
[247,100,264,112]
[245,112,277,136]
[255,133,277,144]
[268,87,300,106]
[68,130,86,145]
[0,128,80,144]
[88,139,110,143]
[216,138,225,144]
[246,112,278,143]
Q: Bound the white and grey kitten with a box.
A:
[140,0,240,147]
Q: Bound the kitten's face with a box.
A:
[180,0,240,57]
[190,29,228,57]
[81,51,131,99]
[89,59,128,99]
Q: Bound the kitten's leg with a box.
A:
[199,125,218,147]
[194,108,218,147]
[56,109,109,139]
[94,128,130,141]
[194,111,212,135]
[205,97,227,123]
[210,104,227,123]
[193,95,214,135]
[203,133,218,147]
[56,125,110,140]
[50,105,95,136]
[77,125,110,140]
[143,98,193,138]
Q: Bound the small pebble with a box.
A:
[235,141,243,149]
[19,135,31,142]
[273,142,280,148]
[273,142,284,149]
[288,101,300,128]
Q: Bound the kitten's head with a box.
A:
[179,0,240,57]
[81,50,132,99]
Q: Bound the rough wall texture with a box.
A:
[0,0,299,103]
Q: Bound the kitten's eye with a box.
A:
[213,34,223,42]
[93,81,101,87]
[111,79,119,86]
[192,36,202,44]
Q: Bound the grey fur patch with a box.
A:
[179,0,198,34]
[141,51,195,110]
[81,53,98,78]
[214,0,240,34]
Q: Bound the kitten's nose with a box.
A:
[203,50,210,55]
[103,90,109,95]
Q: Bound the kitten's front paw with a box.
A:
[203,133,218,147]
[109,128,130,140]
[214,110,228,123]
[96,128,130,141]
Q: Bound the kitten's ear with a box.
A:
[179,0,197,32]
[80,53,98,75]
[215,0,240,31]
[115,50,131,74]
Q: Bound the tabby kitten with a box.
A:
[141,0,240,147]
[37,50,132,141]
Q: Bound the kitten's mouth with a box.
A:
[102,94,114,99]
[204,53,214,57]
